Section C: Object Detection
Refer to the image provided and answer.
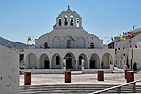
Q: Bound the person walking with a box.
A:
[126,62,130,69]
[133,62,137,71]
[101,62,104,69]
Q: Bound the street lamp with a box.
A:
[129,37,133,69]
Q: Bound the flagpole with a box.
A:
[27,40,28,49]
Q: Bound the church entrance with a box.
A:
[90,53,100,69]
[40,54,50,69]
[44,60,49,69]
[64,53,75,69]
[66,58,72,69]
[90,60,95,69]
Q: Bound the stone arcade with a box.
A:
[24,6,114,73]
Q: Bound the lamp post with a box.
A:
[129,37,133,69]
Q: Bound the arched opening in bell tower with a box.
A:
[70,15,74,26]
[59,18,61,26]
[76,18,79,27]
[64,15,68,26]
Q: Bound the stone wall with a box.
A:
[0,45,19,94]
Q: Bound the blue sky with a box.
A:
[0,0,141,44]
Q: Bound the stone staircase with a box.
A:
[20,84,141,94]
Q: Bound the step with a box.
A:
[20,84,141,94]
[71,71,82,75]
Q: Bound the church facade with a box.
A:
[24,6,114,73]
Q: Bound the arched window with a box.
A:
[90,42,94,48]
[70,15,74,26]
[64,15,68,26]
[44,42,48,48]
[59,18,61,26]
[76,18,79,27]
[67,40,71,48]
[56,54,60,65]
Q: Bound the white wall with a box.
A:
[35,29,103,49]
[133,48,141,69]
[114,47,141,69]
[0,45,19,94]
[137,42,141,48]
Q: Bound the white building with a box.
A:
[24,6,114,73]
[114,28,141,69]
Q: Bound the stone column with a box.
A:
[24,56,28,69]
[76,59,78,69]
[100,60,102,69]
[37,59,40,69]
[74,17,76,27]
[68,15,70,27]
[61,16,64,27]
[81,59,84,70]
[61,58,63,69]
[88,56,90,69]
[49,58,52,69]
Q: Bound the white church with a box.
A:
[114,28,141,69]
[24,6,114,73]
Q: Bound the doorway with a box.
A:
[66,58,72,69]
[90,60,95,69]
[44,60,49,69]
[64,53,75,69]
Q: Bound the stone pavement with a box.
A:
[20,71,141,94]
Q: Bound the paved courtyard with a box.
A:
[20,71,141,94]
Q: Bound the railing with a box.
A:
[88,79,141,94]
[26,47,104,49]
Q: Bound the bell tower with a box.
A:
[54,5,82,29]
